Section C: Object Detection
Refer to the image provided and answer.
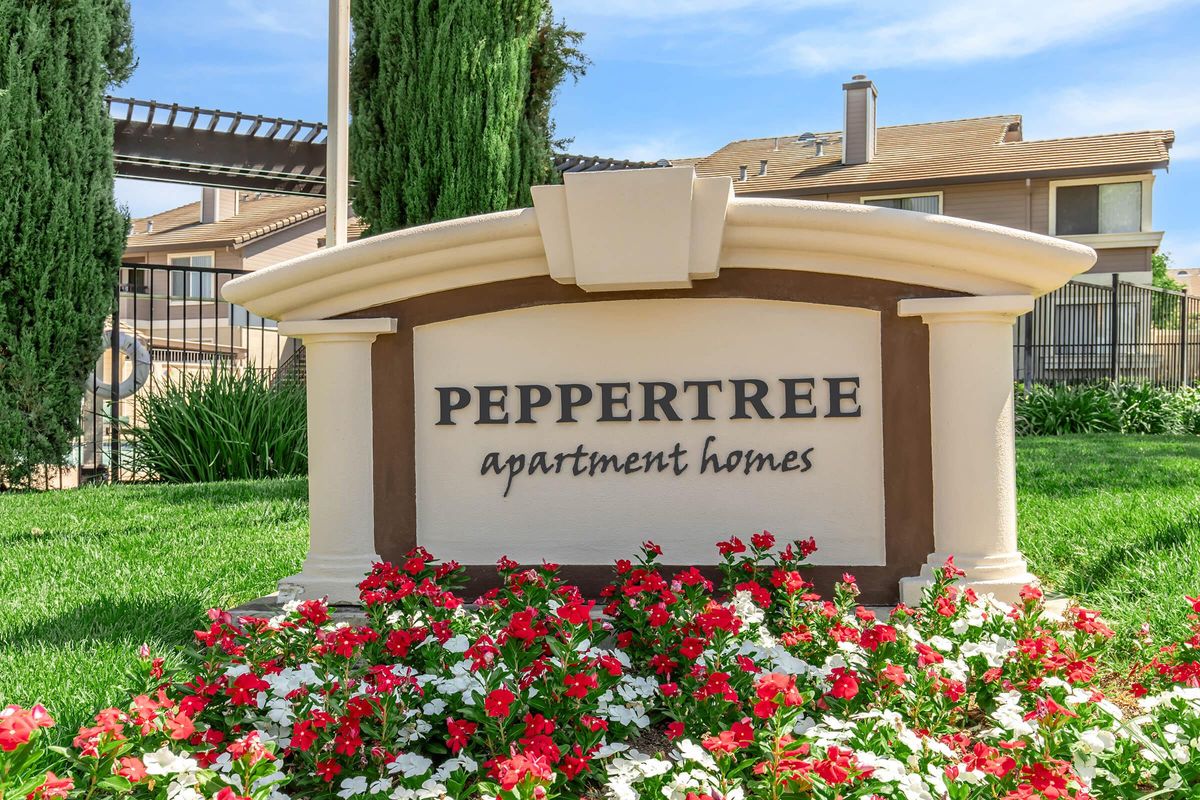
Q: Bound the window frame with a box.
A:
[1048,175,1159,248]
[859,190,944,215]
[166,252,217,303]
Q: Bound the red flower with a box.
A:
[701,718,754,754]
[751,531,776,550]
[226,673,269,707]
[27,772,72,800]
[828,668,860,700]
[642,541,663,556]
[665,721,685,740]
[485,688,515,718]
[115,756,146,783]
[879,665,907,686]
[213,789,251,800]
[314,759,342,782]
[679,637,705,659]
[716,536,746,556]
[556,599,595,626]
[564,672,599,699]
[813,746,859,785]
[446,718,478,753]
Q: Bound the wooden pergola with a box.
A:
[108,95,667,199]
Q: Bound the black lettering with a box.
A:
[475,386,509,424]
[589,452,622,475]
[700,435,723,473]
[643,450,669,473]
[639,381,682,422]
[528,451,553,475]
[824,377,862,418]
[557,384,593,423]
[567,444,589,475]
[800,447,814,471]
[516,384,552,424]
[780,378,818,419]
[743,450,781,473]
[683,380,723,420]
[598,382,633,422]
[781,450,802,472]
[622,452,643,474]
[669,443,688,475]
[436,386,471,425]
[731,379,774,420]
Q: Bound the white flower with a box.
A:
[388,753,433,778]
[731,591,764,626]
[442,635,470,653]
[338,775,369,798]
[143,746,199,777]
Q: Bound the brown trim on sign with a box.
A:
[344,269,960,605]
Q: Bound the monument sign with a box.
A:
[224,167,1094,605]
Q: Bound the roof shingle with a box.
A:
[694,115,1173,195]
[125,193,326,251]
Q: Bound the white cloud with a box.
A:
[1023,56,1200,158]
[773,0,1187,72]
[114,179,198,219]
[555,0,834,20]
[221,0,324,40]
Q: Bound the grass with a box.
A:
[0,435,1198,737]
[1017,434,1200,650]
[0,478,307,738]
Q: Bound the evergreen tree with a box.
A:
[350,1,587,233]
[0,0,134,485]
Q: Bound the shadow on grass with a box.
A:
[0,595,212,653]
[1059,512,1200,594]
[1018,435,1200,499]
[105,477,308,508]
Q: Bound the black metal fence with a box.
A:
[35,262,289,489]
[1014,275,1200,389]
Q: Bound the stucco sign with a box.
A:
[413,298,884,566]
[223,166,1095,605]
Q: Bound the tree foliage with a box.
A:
[349,1,588,234]
[0,0,134,485]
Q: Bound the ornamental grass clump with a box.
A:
[8,533,1200,798]
[127,367,306,483]
[1016,382,1200,436]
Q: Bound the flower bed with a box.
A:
[4,535,1200,800]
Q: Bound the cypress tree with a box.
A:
[350,1,586,233]
[0,0,134,485]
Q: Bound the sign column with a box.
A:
[277,318,397,603]
[897,295,1036,604]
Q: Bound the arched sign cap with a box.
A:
[222,167,1095,321]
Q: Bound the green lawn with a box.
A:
[1,436,1198,737]
[1017,434,1200,648]
[0,479,307,738]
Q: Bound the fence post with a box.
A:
[1022,310,1033,392]
[1183,292,1190,388]
[109,277,120,482]
[1109,273,1120,383]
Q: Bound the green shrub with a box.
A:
[128,367,307,482]
[1015,381,1200,436]
[1014,383,1120,435]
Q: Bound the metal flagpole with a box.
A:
[326,0,350,248]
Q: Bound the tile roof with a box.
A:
[125,193,325,251]
[694,115,1174,195]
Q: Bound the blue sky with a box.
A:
[115,0,1200,264]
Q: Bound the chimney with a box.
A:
[200,187,240,223]
[842,74,877,165]
[146,220,153,234]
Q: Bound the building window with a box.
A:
[168,254,215,300]
[1055,181,1142,235]
[862,193,941,214]
[123,268,149,293]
